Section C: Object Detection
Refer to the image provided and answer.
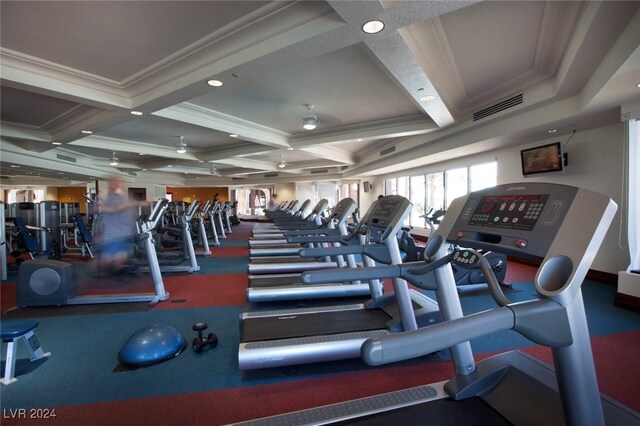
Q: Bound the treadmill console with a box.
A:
[446,183,578,260]
[309,199,329,215]
[365,196,413,243]
[330,198,356,222]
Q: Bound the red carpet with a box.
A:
[521,331,640,412]
[7,332,637,425]
[212,247,249,257]
[1,274,248,312]
[156,273,247,309]
[1,283,17,311]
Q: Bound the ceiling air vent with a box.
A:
[310,169,328,174]
[380,146,396,156]
[56,153,77,163]
[473,94,523,121]
[264,173,279,178]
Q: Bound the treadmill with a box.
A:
[249,198,351,257]
[248,200,337,274]
[236,183,639,426]
[251,199,328,241]
[247,197,373,302]
[249,199,318,246]
[238,195,441,370]
[251,199,313,239]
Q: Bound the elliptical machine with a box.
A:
[16,200,170,307]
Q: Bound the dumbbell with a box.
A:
[192,321,218,353]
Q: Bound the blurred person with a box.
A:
[96,176,142,277]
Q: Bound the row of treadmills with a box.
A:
[233,183,640,426]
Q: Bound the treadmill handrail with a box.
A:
[361,297,572,366]
[362,305,517,366]
[287,235,346,244]
[283,228,339,237]
[299,245,391,264]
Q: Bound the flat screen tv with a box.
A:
[520,142,564,176]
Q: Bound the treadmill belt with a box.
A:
[250,257,320,264]
[341,397,511,425]
[249,275,302,287]
[241,309,391,343]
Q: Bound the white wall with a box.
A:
[498,123,627,273]
[274,183,295,204]
[375,123,628,274]
[359,176,384,216]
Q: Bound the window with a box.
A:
[445,167,468,208]
[385,179,397,196]
[410,175,426,226]
[426,172,444,211]
[383,161,497,228]
[470,162,497,192]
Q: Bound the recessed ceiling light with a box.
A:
[58,172,64,175]
[139,153,146,156]
[207,79,223,87]
[167,164,173,167]
[420,95,436,102]
[357,138,363,142]
[637,83,640,88]
[229,134,239,138]
[52,141,62,145]
[287,147,294,151]
[547,129,558,133]
[10,165,20,168]
[142,168,148,171]
[81,130,92,134]
[130,110,143,116]
[362,20,384,34]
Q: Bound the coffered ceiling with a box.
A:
[1,0,639,187]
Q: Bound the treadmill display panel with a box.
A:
[468,194,549,231]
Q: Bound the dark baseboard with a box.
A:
[614,292,640,313]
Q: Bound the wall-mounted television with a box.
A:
[520,142,564,176]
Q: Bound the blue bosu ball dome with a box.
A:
[119,324,187,367]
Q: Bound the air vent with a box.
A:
[473,94,523,121]
[264,173,279,178]
[341,166,349,170]
[380,146,396,156]
[56,153,77,163]
[310,169,328,174]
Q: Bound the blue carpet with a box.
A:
[217,239,248,248]
[196,257,248,274]
[2,279,638,410]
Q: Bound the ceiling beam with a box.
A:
[153,103,291,148]
[290,115,437,149]
[69,135,200,160]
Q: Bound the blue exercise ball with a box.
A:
[119,324,187,367]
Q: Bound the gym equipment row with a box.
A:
[246,197,371,303]
[238,195,441,370]
[238,182,639,426]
